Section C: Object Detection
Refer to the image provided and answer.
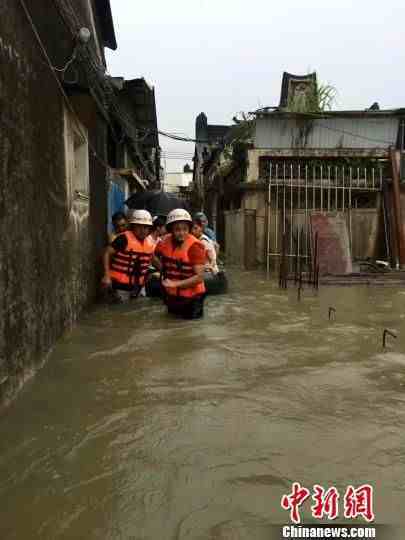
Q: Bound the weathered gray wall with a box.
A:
[0,0,108,405]
[242,189,266,265]
[224,210,244,266]
[224,209,257,269]
[350,209,382,260]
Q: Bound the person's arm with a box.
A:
[205,244,214,265]
[162,265,204,289]
[174,264,205,288]
[162,243,205,289]
[151,254,162,271]
[152,242,163,272]
[102,246,115,287]
[101,235,127,287]
[209,247,219,272]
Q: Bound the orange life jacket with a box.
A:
[158,234,206,298]
[109,231,155,289]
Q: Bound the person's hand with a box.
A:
[101,275,112,288]
[162,278,179,288]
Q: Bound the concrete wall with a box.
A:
[224,208,257,269]
[163,172,193,192]
[0,0,109,405]
[242,190,267,265]
[350,209,382,260]
[224,210,244,266]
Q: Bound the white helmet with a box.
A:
[129,209,153,226]
[166,208,192,227]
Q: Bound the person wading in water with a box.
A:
[102,210,155,303]
[154,209,206,319]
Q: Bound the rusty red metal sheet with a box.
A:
[310,213,353,275]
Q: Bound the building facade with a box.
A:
[0,0,160,405]
[192,112,231,210]
[198,73,405,271]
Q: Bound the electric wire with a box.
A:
[17,0,399,181]
[18,0,113,170]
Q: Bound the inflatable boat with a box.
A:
[203,271,228,295]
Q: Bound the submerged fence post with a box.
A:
[383,329,397,349]
[329,307,336,321]
[294,229,299,284]
[313,232,319,288]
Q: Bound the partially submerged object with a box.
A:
[204,271,228,295]
[146,271,229,298]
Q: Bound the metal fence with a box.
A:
[266,162,384,275]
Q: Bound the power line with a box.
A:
[19,0,394,180]
[140,116,399,147]
[163,156,194,160]
[254,110,398,146]
[161,152,194,157]
[314,121,396,146]
[52,0,157,180]
[20,0,195,180]
[17,0,111,170]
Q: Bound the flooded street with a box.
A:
[0,270,405,538]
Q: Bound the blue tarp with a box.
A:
[108,181,126,234]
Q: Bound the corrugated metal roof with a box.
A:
[254,116,401,150]
[253,108,405,118]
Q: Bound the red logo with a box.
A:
[281,483,374,524]
[311,485,340,520]
[281,482,311,524]
[344,484,375,522]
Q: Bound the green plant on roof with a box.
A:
[286,79,337,114]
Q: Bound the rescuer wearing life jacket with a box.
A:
[102,209,155,302]
[154,209,206,319]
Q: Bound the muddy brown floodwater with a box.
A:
[0,270,405,539]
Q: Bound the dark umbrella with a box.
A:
[125,191,188,217]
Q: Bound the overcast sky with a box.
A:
[106,0,405,173]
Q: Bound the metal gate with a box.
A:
[265,162,384,275]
